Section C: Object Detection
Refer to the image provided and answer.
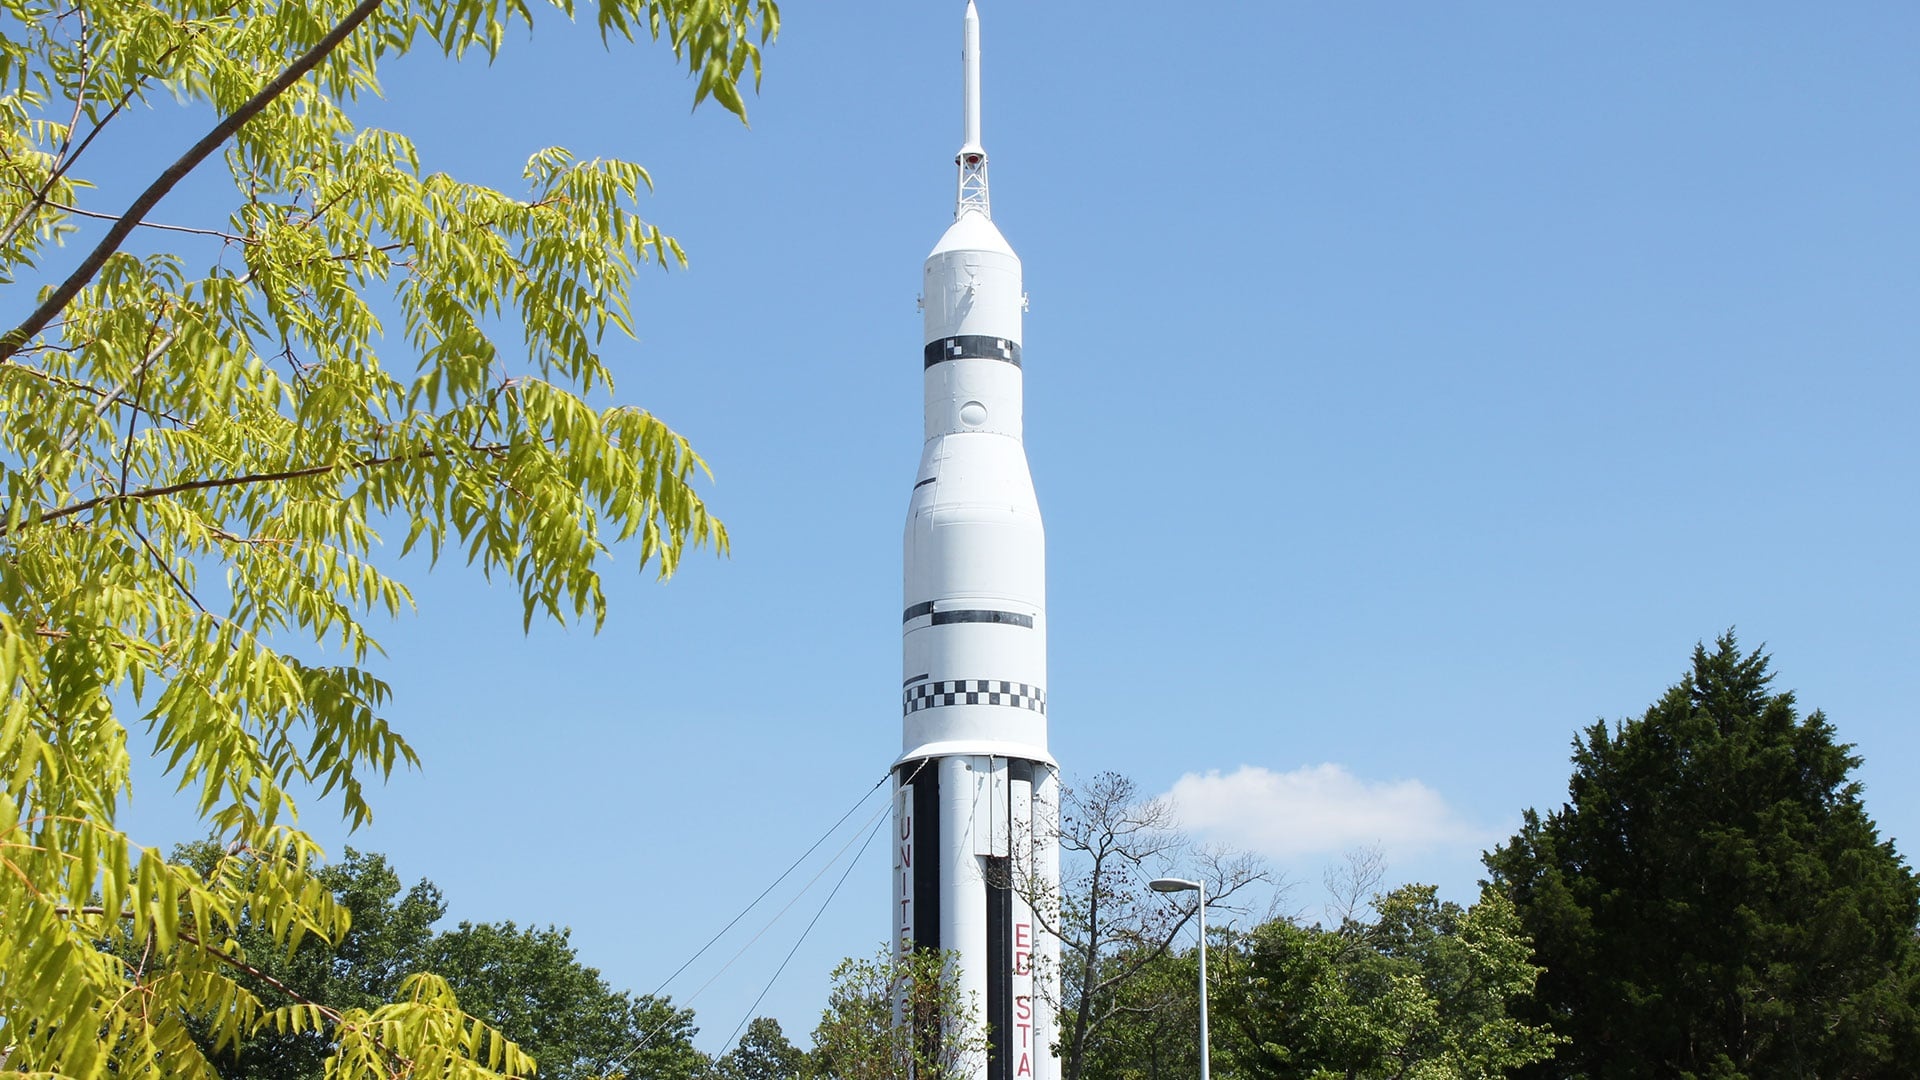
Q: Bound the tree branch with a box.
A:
[134,522,207,613]
[0,363,194,426]
[0,17,154,253]
[52,907,340,1024]
[48,200,253,243]
[13,442,508,535]
[178,926,343,1022]
[56,903,484,1079]
[0,0,385,363]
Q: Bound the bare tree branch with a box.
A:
[47,200,254,243]
[1010,772,1271,1080]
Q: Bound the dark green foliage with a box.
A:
[713,1017,806,1080]
[1484,633,1920,1079]
[422,922,705,1080]
[1069,948,1199,1080]
[1207,886,1558,1080]
[166,843,702,1080]
[163,844,446,1080]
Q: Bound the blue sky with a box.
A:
[107,0,1918,1058]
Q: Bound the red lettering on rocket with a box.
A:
[897,810,914,938]
[1016,991,1034,1073]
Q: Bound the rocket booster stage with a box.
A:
[893,7,1061,1080]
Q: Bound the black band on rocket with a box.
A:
[903,679,1047,716]
[934,609,1034,628]
[902,604,1035,628]
[924,335,1021,368]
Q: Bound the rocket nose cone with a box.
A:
[929,211,1016,258]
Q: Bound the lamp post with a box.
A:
[1150,877,1209,1080]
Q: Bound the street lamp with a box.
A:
[1149,877,1209,1080]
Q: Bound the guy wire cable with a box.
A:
[606,767,910,1073]
[646,770,891,998]
[718,802,892,1053]
[608,791,895,1073]
[676,788,895,1008]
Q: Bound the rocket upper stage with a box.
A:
[901,1,1047,768]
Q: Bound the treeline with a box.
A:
[159,635,1920,1080]
[143,843,714,1080]
[144,843,957,1080]
[1061,635,1920,1080]
[1069,880,1558,1080]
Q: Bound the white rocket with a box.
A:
[893,6,1061,1080]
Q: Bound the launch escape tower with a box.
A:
[892,7,1061,1080]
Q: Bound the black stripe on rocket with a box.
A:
[903,763,941,954]
[924,334,1021,368]
[987,853,1012,1080]
[904,603,1035,628]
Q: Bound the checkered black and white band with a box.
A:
[903,679,1047,716]
[923,335,1021,369]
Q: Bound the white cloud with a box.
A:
[1165,764,1493,862]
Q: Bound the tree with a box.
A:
[1208,884,1560,1080]
[424,922,706,1080]
[714,1018,805,1080]
[1484,633,1920,1078]
[1062,946,1198,1080]
[0,0,774,1071]
[1030,772,1268,1080]
[155,844,447,1080]
[809,945,988,1080]
[134,844,707,1080]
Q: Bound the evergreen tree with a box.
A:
[1485,633,1920,1078]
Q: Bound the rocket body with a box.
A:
[893,8,1061,1080]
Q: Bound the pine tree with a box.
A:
[1485,633,1920,1078]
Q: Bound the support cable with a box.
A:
[606,767,906,1073]
[679,789,894,1010]
[717,802,892,1053]
[646,771,889,999]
